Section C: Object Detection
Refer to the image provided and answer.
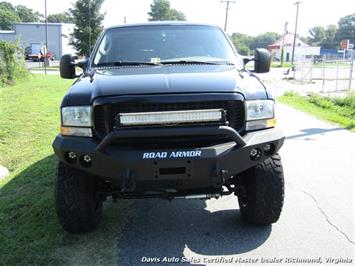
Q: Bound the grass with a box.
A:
[278,91,355,131]
[0,75,132,264]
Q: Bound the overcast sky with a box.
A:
[7,0,355,36]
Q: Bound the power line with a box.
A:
[221,0,236,32]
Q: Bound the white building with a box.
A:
[268,33,320,62]
[0,22,76,59]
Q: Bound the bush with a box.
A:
[0,40,29,86]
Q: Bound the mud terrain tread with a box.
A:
[55,162,102,233]
[238,154,284,225]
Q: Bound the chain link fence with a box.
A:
[293,52,355,94]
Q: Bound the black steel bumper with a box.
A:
[52,126,284,192]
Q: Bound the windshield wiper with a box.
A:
[95,61,160,67]
[160,60,218,65]
[160,60,235,65]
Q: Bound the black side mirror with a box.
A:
[254,48,271,73]
[60,54,76,79]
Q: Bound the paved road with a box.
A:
[116,104,354,265]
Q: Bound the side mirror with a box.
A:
[254,48,271,73]
[60,54,76,79]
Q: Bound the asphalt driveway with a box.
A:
[116,103,354,265]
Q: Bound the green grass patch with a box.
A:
[0,75,132,264]
[278,91,355,131]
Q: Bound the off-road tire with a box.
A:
[238,154,284,225]
[55,162,102,233]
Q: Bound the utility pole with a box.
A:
[281,21,288,67]
[44,0,48,75]
[88,0,91,55]
[221,0,236,32]
[291,1,301,67]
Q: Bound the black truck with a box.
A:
[53,22,285,233]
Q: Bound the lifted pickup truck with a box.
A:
[53,22,285,233]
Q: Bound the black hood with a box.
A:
[62,65,268,106]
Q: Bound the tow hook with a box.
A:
[213,162,229,188]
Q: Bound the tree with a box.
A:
[230,33,253,55]
[0,9,20,30]
[148,0,186,21]
[323,25,337,48]
[336,13,355,45]
[250,32,280,50]
[308,25,338,49]
[15,5,41,22]
[47,12,74,23]
[0,1,43,30]
[0,2,20,30]
[70,0,105,56]
[0,1,15,12]
[308,26,326,45]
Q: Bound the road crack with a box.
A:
[287,182,355,246]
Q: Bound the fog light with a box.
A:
[65,151,77,163]
[80,154,92,167]
[250,148,262,161]
[83,155,91,163]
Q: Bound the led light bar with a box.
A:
[119,109,224,126]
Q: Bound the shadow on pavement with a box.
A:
[286,127,345,140]
[117,198,271,265]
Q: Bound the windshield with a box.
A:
[92,25,239,66]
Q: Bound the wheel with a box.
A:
[237,154,284,225]
[55,162,102,233]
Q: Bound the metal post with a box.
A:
[44,0,48,75]
[349,51,354,91]
[291,1,301,68]
[221,0,236,32]
[321,55,325,93]
[335,60,339,91]
[280,22,288,67]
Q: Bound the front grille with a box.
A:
[94,100,244,139]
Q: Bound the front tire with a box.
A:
[238,154,284,225]
[55,162,102,233]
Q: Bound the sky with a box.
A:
[6,0,355,37]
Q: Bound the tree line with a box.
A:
[0,1,73,30]
[229,13,354,55]
[308,14,354,49]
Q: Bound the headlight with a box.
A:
[61,106,92,137]
[245,100,274,121]
[245,100,275,131]
[61,106,92,127]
